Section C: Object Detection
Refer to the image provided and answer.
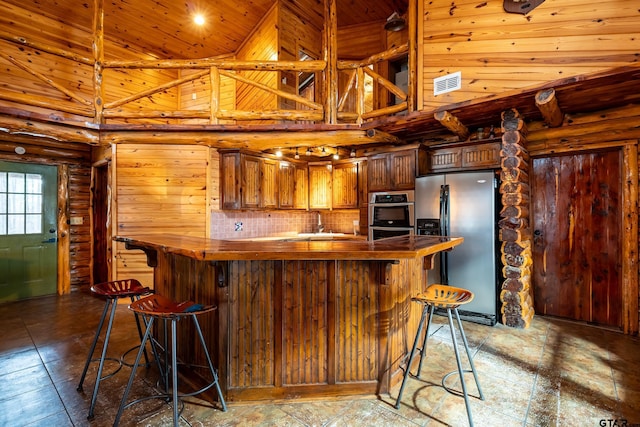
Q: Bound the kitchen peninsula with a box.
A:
[115,234,463,402]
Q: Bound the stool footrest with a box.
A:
[442,369,479,398]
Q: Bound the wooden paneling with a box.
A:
[148,247,430,401]
[337,23,386,59]
[114,144,208,284]
[335,260,377,382]
[228,260,276,388]
[283,261,329,385]
[179,69,237,125]
[236,6,279,122]
[2,0,275,60]
[421,0,640,110]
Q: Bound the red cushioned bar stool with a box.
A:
[114,294,227,427]
[76,278,153,420]
[394,284,484,427]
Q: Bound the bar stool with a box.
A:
[114,294,227,427]
[394,284,484,426]
[77,278,153,420]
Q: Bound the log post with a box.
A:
[93,0,105,124]
[535,88,564,127]
[324,0,338,124]
[499,108,535,328]
[434,110,470,140]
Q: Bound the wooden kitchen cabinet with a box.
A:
[260,158,278,208]
[332,160,359,209]
[308,163,332,209]
[426,141,501,173]
[219,150,279,210]
[241,154,261,208]
[293,164,308,209]
[367,149,423,191]
[279,161,308,209]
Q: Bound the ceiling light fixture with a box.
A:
[294,148,300,160]
[384,12,406,32]
[350,148,356,157]
[275,149,283,157]
[306,148,312,156]
[333,153,339,160]
[193,13,205,26]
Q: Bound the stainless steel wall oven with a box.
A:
[368,190,415,240]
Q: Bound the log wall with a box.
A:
[420,0,640,109]
[113,144,210,286]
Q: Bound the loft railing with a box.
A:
[0,31,409,126]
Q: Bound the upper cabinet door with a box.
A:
[389,150,416,190]
[260,158,278,209]
[293,164,308,210]
[308,163,332,210]
[278,162,295,209]
[220,152,241,210]
[367,150,417,191]
[332,161,358,209]
[367,155,389,192]
[241,154,261,209]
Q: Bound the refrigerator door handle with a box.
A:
[440,184,450,285]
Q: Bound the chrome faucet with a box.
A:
[317,212,324,233]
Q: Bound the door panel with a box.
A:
[532,151,622,328]
[0,161,57,302]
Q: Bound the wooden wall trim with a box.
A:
[57,164,70,294]
[623,143,639,335]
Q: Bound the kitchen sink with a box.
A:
[297,232,345,240]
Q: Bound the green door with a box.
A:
[0,161,58,303]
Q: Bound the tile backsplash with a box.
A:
[210,210,360,239]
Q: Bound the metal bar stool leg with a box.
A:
[170,317,180,426]
[453,308,484,400]
[77,297,111,393]
[192,313,227,411]
[416,304,436,379]
[394,303,429,409]
[446,308,474,427]
[113,316,155,427]
[129,295,151,366]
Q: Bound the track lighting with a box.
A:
[384,12,406,32]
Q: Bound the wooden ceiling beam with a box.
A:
[434,110,470,140]
[100,129,399,149]
[535,88,564,127]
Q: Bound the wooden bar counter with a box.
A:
[115,234,463,402]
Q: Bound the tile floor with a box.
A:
[1,291,639,427]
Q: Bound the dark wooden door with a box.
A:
[532,150,622,328]
[92,164,109,285]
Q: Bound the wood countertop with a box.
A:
[115,234,463,262]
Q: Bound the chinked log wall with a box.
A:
[499,109,534,328]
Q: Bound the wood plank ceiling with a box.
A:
[6,0,408,59]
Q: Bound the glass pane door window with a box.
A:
[0,172,44,235]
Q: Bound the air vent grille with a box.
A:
[433,72,461,96]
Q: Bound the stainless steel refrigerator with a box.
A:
[415,171,499,326]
